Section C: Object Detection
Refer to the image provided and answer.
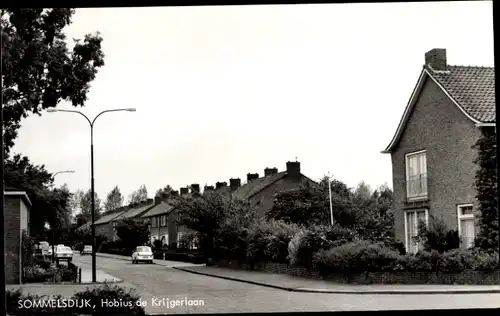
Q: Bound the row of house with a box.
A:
[382,48,495,254]
[77,160,315,248]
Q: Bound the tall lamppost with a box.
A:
[53,170,75,180]
[47,108,136,282]
[327,172,334,226]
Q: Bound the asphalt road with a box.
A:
[73,255,500,314]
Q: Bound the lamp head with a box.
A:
[46,108,58,113]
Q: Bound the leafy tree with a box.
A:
[473,127,498,251]
[75,189,102,224]
[1,8,104,154]
[354,180,373,201]
[128,184,148,204]
[155,185,174,197]
[4,154,72,238]
[104,185,124,213]
[115,218,150,251]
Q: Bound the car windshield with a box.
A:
[136,246,151,253]
[84,246,92,249]
[61,247,72,252]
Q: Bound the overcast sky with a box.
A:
[13,2,495,204]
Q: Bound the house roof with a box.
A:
[141,201,175,218]
[4,190,32,207]
[94,210,126,225]
[115,202,154,220]
[75,221,91,232]
[232,172,288,200]
[382,65,496,154]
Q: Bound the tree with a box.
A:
[155,185,174,197]
[115,218,150,251]
[473,127,498,251]
[75,189,102,224]
[4,154,72,238]
[128,184,148,204]
[104,185,124,213]
[1,8,104,154]
[354,180,373,201]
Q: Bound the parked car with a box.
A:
[81,245,92,256]
[38,241,50,256]
[132,246,154,264]
[55,246,73,262]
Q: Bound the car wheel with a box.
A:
[150,260,153,264]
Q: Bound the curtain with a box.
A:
[461,218,475,249]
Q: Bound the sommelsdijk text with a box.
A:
[18,299,92,309]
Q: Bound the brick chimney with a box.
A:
[286,161,301,180]
[216,182,227,190]
[425,48,447,71]
[171,190,179,196]
[247,173,259,182]
[229,178,241,191]
[204,185,214,192]
[180,187,189,196]
[264,167,278,176]
[190,184,200,193]
[154,196,162,205]
[147,198,153,204]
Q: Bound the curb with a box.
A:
[173,267,500,295]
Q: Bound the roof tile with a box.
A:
[141,202,175,218]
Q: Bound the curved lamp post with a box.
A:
[47,108,136,282]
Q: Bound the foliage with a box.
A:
[156,185,174,197]
[6,283,145,315]
[104,185,124,213]
[73,189,103,225]
[313,241,402,274]
[413,216,460,253]
[178,229,198,250]
[4,155,73,237]
[128,184,148,204]
[21,230,36,268]
[115,218,149,251]
[288,224,358,268]
[473,127,499,251]
[153,239,163,250]
[1,8,105,154]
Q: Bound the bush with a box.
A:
[400,250,440,272]
[246,220,300,264]
[313,240,401,274]
[414,216,460,253]
[288,225,356,268]
[153,239,163,250]
[74,242,84,252]
[6,283,146,315]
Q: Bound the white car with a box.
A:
[55,246,73,262]
[132,246,154,264]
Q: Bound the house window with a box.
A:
[177,232,184,245]
[405,150,427,200]
[151,217,157,228]
[457,204,475,249]
[161,215,166,227]
[404,209,429,254]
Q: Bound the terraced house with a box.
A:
[382,48,495,254]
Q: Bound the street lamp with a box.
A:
[47,108,136,282]
[327,172,334,226]
[53,170,75,180]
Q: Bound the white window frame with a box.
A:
[457,204,475,249]
[151,217,157,228]
[404,209,429,254]
[405,150,428,200]
[161,215,166,227]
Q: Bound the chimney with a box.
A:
[204,185,214,192]
[286,161,301,180]
[154,196,162,205]
[247,173,259,182]
[171,190,179,196]
[216,182,227,190]
[425,48,447,71]
[147,198,153,204]
[229,178,241,191]
[264,167,278,176]
[180,187,189,196]
[190,184,200,193]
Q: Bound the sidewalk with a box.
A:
[173,266,500,294]
[96,252,204,267]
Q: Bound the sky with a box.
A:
[13,2,495,204]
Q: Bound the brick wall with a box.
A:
[391,76,481,245]
[4,196,21,284]
[150,215,169,244]
[214,260,498,285]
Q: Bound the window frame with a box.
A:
[405,150,428,200]
[457,204,475,249]
[161,215,166,227]
[404,208,429,254]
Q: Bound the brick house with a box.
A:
[141,193,176,245]
[4,188,32,284]
[381,48,495,254]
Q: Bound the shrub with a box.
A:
[313,240,401,274]
[246,220,300,264]
[74,242,84,252]
[414,216,460,253]
[400,250,440,272]
[153,239,163,250]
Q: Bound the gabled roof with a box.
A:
[75,221,91,232]
[94,210,126,225]
[115,202,154,220]
[382,65,496,154]
[232,172,288,200]
[4,189,32,207]
[141,201,175,218]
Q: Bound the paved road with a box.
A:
[73,255,500,314]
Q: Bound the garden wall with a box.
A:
[214,261,499,285]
